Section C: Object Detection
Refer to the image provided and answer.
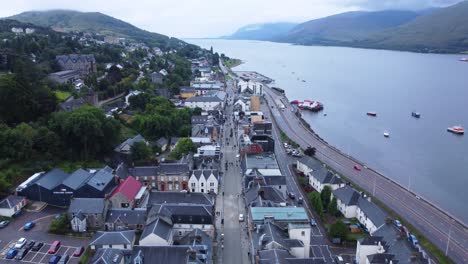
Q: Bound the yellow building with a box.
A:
[180,87,196,99]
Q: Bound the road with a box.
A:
[264,86,468,263]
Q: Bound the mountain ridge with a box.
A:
[221,22,298,41]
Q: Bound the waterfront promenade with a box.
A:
[263,86,468,263]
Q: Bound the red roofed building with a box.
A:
[109,176,142,208]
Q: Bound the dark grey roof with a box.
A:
[56,54,95,63]
[87,166,114,191]
[178,229,212,263]
[147,191,213,207]
[258,249,321,264]
[58,97,87,111]
[180,86,196,93]
[246,184,285,207]
[115,134,146,152]
[357,197,388,229]
[360,236,385,246]
[68,198,106,214]
[191,170,219,180]
[256,222,302,251]
[160,163,189,175]
[314,170,344,185]
[90,230,136,246]
[332,186,360,206]
[156,137,168,147]
[298,156,323,170]
[62,169,92,190]
[140,217,173,241]
[106,208,146,225]
[91,248,128,264]
[131,246,203,264]
[185,95,223,103]
[0,195,25,209]
[116,163,129,179]
[262,176,286,186]
[367,253,397,264]
[147,204,213,225]
[35,169,69,190]
[129,166,159,177]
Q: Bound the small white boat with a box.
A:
[384,131,390,138]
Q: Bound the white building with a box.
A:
[188,169,219,194]
[356,237,387,264]
[0,195,27,217]
[194,145,221,159]
[288,223,311,258]
[184,92,226,111]
[89,230,136,250]
[139,217,173,246]
[238,80,264,95]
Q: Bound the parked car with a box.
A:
[24,221,35,231]
[310,219,317,226]
[287,191,296,199]
[14,237,27,249]
[298,197,304,204]
[73,246,84,257]
[394,219,402,229]
[0,220,10,228]
[48,240,61,254]
[48,254,62,264]
[25,241,35,251]
[15,248,29,260]
[238,214,244,222]
[6,249,18,259]
[58,254,70,264]
[32,242,44,252]
[353,165,361,171]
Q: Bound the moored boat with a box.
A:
[298,100,323,112]
[447,126,464,135]
[384,131,390,137]
[411,112,421,118]
[460,57,468,62]
[367,112,377,117]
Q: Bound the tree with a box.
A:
[321,186,332,210]
[169,137,196,160]
[129,93,151,111]
[192,107,202,116]
[329,220,348,241]
[107,65,123,84]
[131,141,152,162]
[49,214,69,234]
[328,197,340,217]
[308,192,324,217]
[304,147,316,156]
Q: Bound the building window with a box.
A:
[144,176,148,181]
[192,189,195,192]
[168,184,173,190]
[201,189,204,193]
[201,183,204,187]
[301,231,305,236]
[210,182,214,187]
[191,183,196,187]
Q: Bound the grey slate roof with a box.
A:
[367,253,397,264]
[140,217,173,241]
[131,245,204,264]
[256,222,303,251]
[0,195,25,209]
[262,176,286,186]
[90,248,127,264]
[147,204,213,225]
[115,163,129,179]
[156,137,168,147]
[185,95,223,102]
[357,197,388,228]
[258,249,321,264]
[62,169,91,190]
[159,163,189,175]
[298,156,323,170]
[129,166,159,177]
[115,134,146,152]
[246,184,285,207]
[314,170,344,185]
[68,198,106,214]
[87,166,114,191]
[35,169,69,190]
[90,230,136,247]
[332,186,360,206]
[106,208,146,226]
[359,236,385,246]
[191,170,219,180]
[147,191,214,207]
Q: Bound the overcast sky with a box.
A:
[0,0,463,38]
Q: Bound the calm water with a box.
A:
[188,39,468,224]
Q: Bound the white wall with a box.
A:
[289,226,311,258]
[336,198,358,219]
[356,241,385,264]
[139,233,171,246]
[173,224,214,238]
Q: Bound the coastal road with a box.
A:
[264,87,468,263]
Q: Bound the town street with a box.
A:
[264,87,468,263]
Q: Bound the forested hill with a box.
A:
[222,22,298,41]
[7,10,184,50]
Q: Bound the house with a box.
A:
[90,230,136,250]
[308,168,345,193]
[194,145,221,159]
[332,186,388,234]
[252,121,272,135]
[68,198,109,232]
[90,248,127,264]
[179,87,196,99]
[184,91,226,111]
[245,183,286,207]
[145,191,214,208]
[234,98,250,112]
[191,115,221,141]
[242,153,282,176]
[356,236,387,264]
[0,195,27,217]
[16,166,116,207]
[109,176,143,208]
[56,54,97,75]
[139,217,173,246]
[105,208,146,231]
[296,156,322,175]
[188,169,219,194]
[245,175,287,197]
[238,80,264,95]
[156,137,169,152]
[150,72,163,84]
[249,135,275,153]
[48,70,81,84]
[131,245,210,264]
[114,134,148,154]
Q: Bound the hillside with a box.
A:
[275,10,424,45]
[361,1,468,53]
[7,10,183,49]
[222,22,298,41]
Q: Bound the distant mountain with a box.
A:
[223,22,298,41]
[361,1,468,53]
[275,10,426,45]
[7,10,182,48]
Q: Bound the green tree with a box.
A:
[328,197,340,217]
[131,141,152,162]
[49,214,69,234]
[308,192,324,217]
[192,107,202,116]
[321,186,332,210]
[129,93,151,111]
[169,137,196,160]
[329,220,348,241]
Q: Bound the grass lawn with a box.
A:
[54,90,71,102]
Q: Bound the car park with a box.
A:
[73,246,84,257]
[14,237,27,249]
[24,221,36,230]
[48,240,61,254]
[15,248,29,260]
[0,220,10,228]
[6,248,18,259]
[58,254,70,264]
[49,254,62,264]
[32,242,44,251]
